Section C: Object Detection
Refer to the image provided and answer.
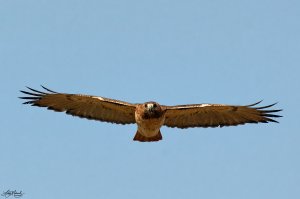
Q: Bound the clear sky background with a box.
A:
[0,0,299,198]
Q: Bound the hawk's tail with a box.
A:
[133,131,162,142]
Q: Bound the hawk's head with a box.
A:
[142,102,164,119]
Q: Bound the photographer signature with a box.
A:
[1,190,24,198]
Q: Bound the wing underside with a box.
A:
[20,86,137,125]
[163,101,282,128]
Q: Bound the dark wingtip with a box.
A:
[247,100,263,107]
[262,113,282,118]
[25,86,47,94]
[253,101,283,123]
[256,102,278,109]
[267,118,280,123]
[20,85,56,105]
[20,90,43,96]
[263,109,282,113]
[40,85,58,93]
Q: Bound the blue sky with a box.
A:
[1,0,299,198]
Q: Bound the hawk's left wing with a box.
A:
[20,86,137,125]
[163,101,282,128]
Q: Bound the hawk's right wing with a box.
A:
[20,86,137,125]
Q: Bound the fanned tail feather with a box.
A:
[133,131,162,142]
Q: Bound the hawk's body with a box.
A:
[134,102,166,141]
[20,86,282,142]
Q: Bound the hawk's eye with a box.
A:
[153,103,157,108]
[144,104,147,108]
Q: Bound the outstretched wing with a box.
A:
[163,101,282,128]
[20,86,137,125]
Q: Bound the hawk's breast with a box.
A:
[135,103,166,137]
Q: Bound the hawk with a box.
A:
[20,86,282,142]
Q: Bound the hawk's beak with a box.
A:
[147,104,154,112]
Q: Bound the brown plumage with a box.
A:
[20,86,282,142]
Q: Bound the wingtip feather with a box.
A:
[246,100,263,107]
[40,85,58,93]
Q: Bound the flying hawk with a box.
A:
[20,86,282,142]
